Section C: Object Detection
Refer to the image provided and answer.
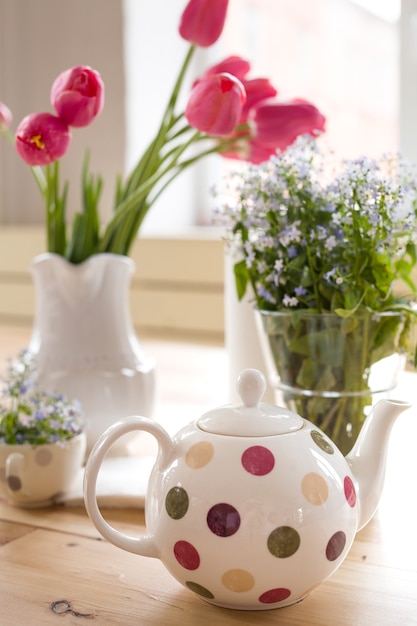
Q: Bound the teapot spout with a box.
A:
[346,398,410,530]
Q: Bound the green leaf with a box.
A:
[233,260,249,301]
[44,162,67,255]
[297,360,337,391]
[289,327,346,367]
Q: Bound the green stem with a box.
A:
[123,45,196,200]
[31,165,48,196]
[99,133,234,255]
[1,41,245,263]
[306,246,322,312]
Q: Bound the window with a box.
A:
[0,0,409,233]
[124,0,402,231]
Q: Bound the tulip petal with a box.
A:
[202,55,251,82]
[0,102,12,130]
[185,73,246,137]
[252,99,326,150]
[241,78,278,122]
[179,0,229,47]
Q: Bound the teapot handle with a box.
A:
[83,416,173,558]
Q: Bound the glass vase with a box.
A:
[256,310,411,455]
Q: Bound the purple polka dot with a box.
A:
[173,541,200,570]
[259,587,291,604]
[207,503,241,537]
[344,476,356,507]
[241,446,275,476]
[326,531,346,561]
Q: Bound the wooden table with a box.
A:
[1,326,417,625]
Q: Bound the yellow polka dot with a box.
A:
[221,569,255,592]
[301,472,328,505]
[185,441,214,469]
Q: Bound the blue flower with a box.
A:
[257,285,275,304]
[294,286,307,297]
[287,245,298,258]
[217,134,417,317]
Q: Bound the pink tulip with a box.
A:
[179,0,229,47]
[0,102,12,130]
[15,112,71,166]
[221,98,326,164]
[251,98,326,150]
[51,65,104,128]
[196,58,278,128]
[215,78,278,163]
[200,57,277,117]
[185,72,246,137]
[201,55,251,82]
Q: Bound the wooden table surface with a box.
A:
[1,326,417,626]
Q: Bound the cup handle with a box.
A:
[5,452,26,494]
[83,416,174,558]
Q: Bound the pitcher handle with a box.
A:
[83,416,173,558]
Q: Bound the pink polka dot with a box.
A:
[173,541,200,570]
[241,446,275,476]
[344,476,356,507]
[259,587,291,604]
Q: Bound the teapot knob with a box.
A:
[237,369,266,407]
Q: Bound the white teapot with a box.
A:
[84,369,409,610]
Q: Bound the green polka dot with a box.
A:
[186,581,215,599]
[268,526,300,558]
[165,486,189,519]
[311,430,334,454]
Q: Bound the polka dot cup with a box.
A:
[0,433,86,507]
[84,369,409,611]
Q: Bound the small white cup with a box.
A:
[0,433,86,507]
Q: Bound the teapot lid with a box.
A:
[197,369,304,436]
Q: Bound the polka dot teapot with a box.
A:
[84,369,409,610]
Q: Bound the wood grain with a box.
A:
[1,516,416,626]
[0,520,35,546]
[0,329,417,625]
